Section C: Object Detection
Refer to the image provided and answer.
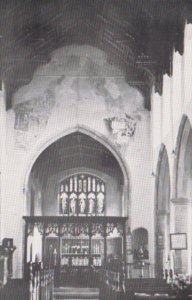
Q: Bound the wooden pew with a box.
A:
[125,279,179,300]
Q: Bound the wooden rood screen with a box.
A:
[23,216,127,287]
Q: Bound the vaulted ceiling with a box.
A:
[0,0,191,110]
[31,132,124,187]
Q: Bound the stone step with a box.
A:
[54,299,99,300]
[54,290,99,296]
[53,287,99,300]
[54,287,99,293]
[54,293,99,299]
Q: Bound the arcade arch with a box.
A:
[172,115,192,274]
[174,115,192,199]
[155,144,170,277]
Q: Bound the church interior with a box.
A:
[0,1,192,299]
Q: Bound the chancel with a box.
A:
[0,1,192,299]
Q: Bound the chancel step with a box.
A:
[53,287,99,300]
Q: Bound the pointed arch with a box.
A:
[155,144,171,277]
[23,125,129,216]
[155,144,170,213]
[173,114,192,198]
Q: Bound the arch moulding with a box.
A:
[23,125,130,217]
[173,114,192,199]
[155,143,170,213]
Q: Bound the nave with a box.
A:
[0,1,192,299]
[0,273,192,300]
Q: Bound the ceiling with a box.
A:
[31,132,124,187]
[0,0,191,110]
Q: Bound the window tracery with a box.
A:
[58,174,105,216]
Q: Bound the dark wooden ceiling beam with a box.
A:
[1,0,191,110]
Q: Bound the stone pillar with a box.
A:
[171,198,192,274]
[151,90,162,149]
[0,83,6,242]
[162,74,171,140]
[184,24,192,113]
[172,51,183,126]
[156,210,170,277]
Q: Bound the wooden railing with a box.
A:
[29,262,54,300]
[125,279,178,299]
[99,268,126,300]
[0,256,8,287]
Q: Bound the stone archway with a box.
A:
[155,144,170,277]
[22,127,130,282]
[172,115,192,274]
[173,115,192,198]
[24,126,129,217]
[132,227,149,253]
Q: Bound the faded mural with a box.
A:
[13,45,145,148]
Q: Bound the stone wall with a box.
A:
[1,45,153,277]
[151,24,192,274]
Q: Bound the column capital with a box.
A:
[171,198,192,205]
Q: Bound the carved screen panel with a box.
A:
[58,174,105,216]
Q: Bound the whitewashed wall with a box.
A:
[151,23,192,274]
[0,45,153,277]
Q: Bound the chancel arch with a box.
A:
[24,126,129,216]
[23,129,129,284]
[155,144,170,277]
[26,128,128,217]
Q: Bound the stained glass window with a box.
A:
[58,174,105,216]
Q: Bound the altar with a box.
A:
[23,216,127,287]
